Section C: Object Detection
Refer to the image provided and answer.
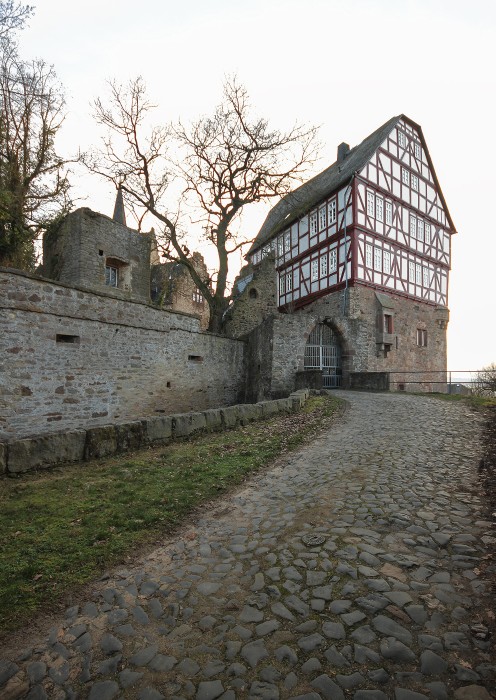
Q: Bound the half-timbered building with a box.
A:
[226,115,455,397]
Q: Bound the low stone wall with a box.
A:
[349,372,390,391]
[0,390,310,475]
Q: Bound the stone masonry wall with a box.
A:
[244,284,448,399]
[0,268,245,440]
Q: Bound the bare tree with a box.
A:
[473,363,496,397]
[89,77,319,333]
[0,1,33,37]
[0,41,72,269]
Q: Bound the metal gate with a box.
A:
[304,324,342,388]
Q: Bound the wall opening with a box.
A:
[304,323,342,388]
[56,334,80,344]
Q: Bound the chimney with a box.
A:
[337,142,350,163]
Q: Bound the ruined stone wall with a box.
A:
[40,208,152,303]
[223,255,279,339]
[152,253,210,331]
[0,268,245,440]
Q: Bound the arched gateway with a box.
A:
[304,323,342,388]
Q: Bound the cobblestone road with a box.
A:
[1,392,495,700]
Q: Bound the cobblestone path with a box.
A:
[1,392,495,700]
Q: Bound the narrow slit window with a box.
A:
[56,334,80,344]
[188,355,204,362]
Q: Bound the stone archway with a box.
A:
[304,322,342,388]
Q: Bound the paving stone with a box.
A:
[88,681,120,700]
[274,646,298,665]
[297,633,325,652]
[129,644,158,666]
[139,689,165,700]
[256,619,280,636]
[119,669,143,688]
[322,621,345,639]
[354,692,388,700]
[177,658,200,676]
[394,691,429,700]
[249,680,279,698]
[240,605,264,623]
[341,610,366,626]
[380,638,416,662]
[196,681,224,700]
[453,686,492,700]
[301,658,322,674]
[420,650,449,674]
[453,664,481,681]
[323,645,350,667]
[97,654,122,675]
[372,615,413,644]
[311,673,345,700]
[240,640,269,668]
[335,672,365,688]
[100,633,122,654]
[350,625,376,644]
[367,669,390,684]
[329,599,352,613]
[26,661,46,684]
[148,654,177,672]
[423,682,448,700]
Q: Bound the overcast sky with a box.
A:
[19,0,496,371]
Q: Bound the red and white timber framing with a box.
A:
[250,117,454,311]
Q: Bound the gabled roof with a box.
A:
[248,114,456,256]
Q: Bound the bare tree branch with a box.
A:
[87,75,320,332]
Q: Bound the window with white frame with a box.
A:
[317,252,326,278]
[384,250,391,274]
[417,219,424,242]
[367,191,375,217]
[328,198,336,224]
[402,168,410,185]
[408,261,415,282]
[271,239,276,251]
[279,275,285,295]
[411,174,419,191]
[319,206,326,232]
[425,223,431,244]
[423,267,429,287]
[414,142,421,159]
[286,271,293,292]
[376,196,384,223]
[284,231,291,252]
[310,211,318,235]
[415,263,422,285]
[105,265,118,287]
[329,248,337,272]
[374,248,382,272]
[385,201,393,225]
[311,259,319,281]
[278,237,284,257]
[366,244,373,268]
[262,245,270,258]
[398,131,407,148]
[192,288,204,304]
[410,214,417,239]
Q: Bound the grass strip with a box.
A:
[0,395,342,634]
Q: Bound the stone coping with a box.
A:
[0,391,310,476]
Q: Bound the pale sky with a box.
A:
[19,0,496,371]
